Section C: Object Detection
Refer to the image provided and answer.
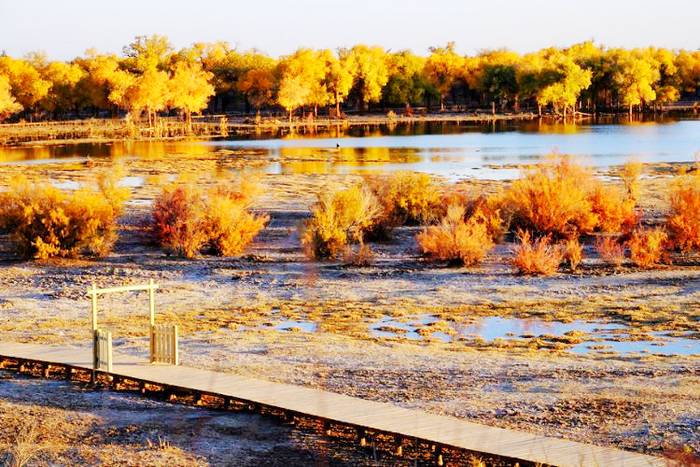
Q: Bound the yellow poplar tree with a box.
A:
[127,66,170,125]
[277,75,309,122]
[276,49,328,117]
[343,45,389,110]
[0,75,22,121]
[611,49,659,115]
[168,61,215,129]
[536,53,592,117]
[40,61,86,113]
[0,56,51,112]
[323,50,353,117]
[425,42,464,110]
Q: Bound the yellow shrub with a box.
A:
[368,172,441,234]
[302,184,382,259]
[203,191,269,256]
[511,230,563,275]
[595,236,625,267]
[563,237,583,271]
[151,182,268,259]
[506,158,597,238]
[666,173,700,252]
[417,204,495,266]
[0,176,126,259]
[628,228,668,269]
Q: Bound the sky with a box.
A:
[1,0,698,60]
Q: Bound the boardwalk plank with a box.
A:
[0,342,664,467]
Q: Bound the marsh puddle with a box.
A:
[368,315,699,356]
[271,320,317,333]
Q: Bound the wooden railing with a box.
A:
[151,324,179,365]
[93,328,112,371]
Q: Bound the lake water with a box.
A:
[1,118,699,180]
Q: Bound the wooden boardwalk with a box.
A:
[0,342,664,467]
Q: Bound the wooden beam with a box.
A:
[86,282,159,297]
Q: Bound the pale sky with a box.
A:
[1,0,698,60]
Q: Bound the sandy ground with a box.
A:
[0,150,698,461]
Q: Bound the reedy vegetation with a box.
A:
[1,37,700,124]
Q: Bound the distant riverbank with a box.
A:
[0,112,542,146]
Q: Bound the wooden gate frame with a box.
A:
[87,279,177,367]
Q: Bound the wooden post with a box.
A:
[149,279,155,362]
[148,279,155,326]
[90,283,98,331]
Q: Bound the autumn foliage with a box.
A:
[511,230,563,276]
[151,181,268,259]
[367,172,441,236]
[0,175,127,259]
[595,237,626,268]
[666,172,700,253]
[505,157,636,238]
[416,204,495,266]
[301,184,382,259]
[627,228,668,269]
[2,37,700,123]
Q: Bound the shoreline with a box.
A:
[0,111,603,147]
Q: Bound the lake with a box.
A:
[1,118,699,180]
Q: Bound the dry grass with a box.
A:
[416,203,496,266]
[511,230,563,275]
[301,184,382,259]
[595,236,626,267]
[0,172,127,259]
[666,172,700,253]
[628,228,669,269]
[151,180,268,259]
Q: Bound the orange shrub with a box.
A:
[464,194,506,242]
[151,182,268,259]
[595,236,625,267]
[417,204,495,266]
[627,228,668,269]
[152,185,208,258]
[505,158,597,238]
[588,185,637,234]
[301,184,382,259]
[367,172,441,235]
[666,173,700,252]
[0,175,127,259]
[563,237,583,271]
[511,230,563,275]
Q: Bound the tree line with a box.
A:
[1,36,699,124]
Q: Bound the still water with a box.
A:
[1,118,699,180]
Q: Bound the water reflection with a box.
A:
[1,119,699,180]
